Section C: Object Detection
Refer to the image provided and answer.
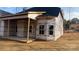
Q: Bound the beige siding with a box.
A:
[17,20,25,37]
[4,20,8,36]
[36,13,63,40]
[0,21,4,36]
[36,18,55,40]
[54,13,63,40]
[17,19,36,38]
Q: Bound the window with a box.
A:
[39,25,44,34]
[49,25,54,35]
[29,26,33,33]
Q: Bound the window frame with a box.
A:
[49,25,54,35]
[39,25,45,35]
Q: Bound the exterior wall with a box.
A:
[0,21,4,36]
[36,18,55,40]
[54,13,63,40]
[4,20,8,36]
[17,20,25,37]
[46,19,55,40]
[9,20,17,36]
[0,19,36,38]
[36,13,63,41]
[0,10,12,37]
[3,20,17,37]
[36,19,48,40]
[17,19,36,38]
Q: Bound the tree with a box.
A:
[63,19,71,30]
[71,18,79,24]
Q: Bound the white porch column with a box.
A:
[27,18,30,40]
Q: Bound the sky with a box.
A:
[61,7,79,20]
[0,7,24,13]
[0,7,79,20]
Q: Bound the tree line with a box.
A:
[64,18,79,30]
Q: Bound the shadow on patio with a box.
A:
[0,38,27,43]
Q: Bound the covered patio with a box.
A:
[0,13,37,42]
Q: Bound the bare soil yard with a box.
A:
[0,32,79,51]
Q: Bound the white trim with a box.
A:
[27,18,30,40]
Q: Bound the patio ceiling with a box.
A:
[0,14,28,20]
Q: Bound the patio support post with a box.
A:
[27,18,30,41]
[8,19,10,37]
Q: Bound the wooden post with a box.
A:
[8,19,9,37]
[27,18,30,41]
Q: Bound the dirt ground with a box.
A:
[0,32,79,51]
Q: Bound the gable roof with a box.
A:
[20,7,63,17]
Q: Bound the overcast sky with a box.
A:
[0,7,79,20]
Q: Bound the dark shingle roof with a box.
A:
[22,7,62,17]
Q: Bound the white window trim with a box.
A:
[39,24,45,35]
[48,25,54,35]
